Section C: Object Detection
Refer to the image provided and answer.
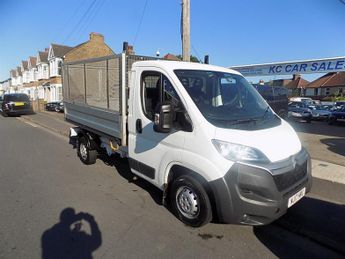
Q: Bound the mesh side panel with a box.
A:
[108,58,120,111]
[85,61,107,109]
[126,56,157,87]
[62,66,69,100]
[69,64,85,103]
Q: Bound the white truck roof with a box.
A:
[132,60,242,76]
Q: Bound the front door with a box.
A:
[128,68,187,187]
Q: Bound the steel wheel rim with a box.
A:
[176,186,200,219]
[79,142,88,160]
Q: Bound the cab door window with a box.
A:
[141,72,180,120]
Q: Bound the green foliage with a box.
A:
[176,54,200,63]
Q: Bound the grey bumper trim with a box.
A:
[210,147,312,225]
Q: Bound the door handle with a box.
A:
[136,119,142,133]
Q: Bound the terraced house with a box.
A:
[46,43,73,102]
[6,33,113,105]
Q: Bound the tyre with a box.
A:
[77,136,97,165]
[170,175,212,227]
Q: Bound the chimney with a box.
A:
[89,32,104,43]
[123,42,128,52]
[292,74,301,80]
[204,55,209,64]
[122,42,134,55]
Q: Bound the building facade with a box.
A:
[305,72,345,98]
[46,44,73,102]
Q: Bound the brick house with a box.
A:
[267,74,309,96]
[305,72,345,98]
[63,32,114,63]
[285,74,310,96]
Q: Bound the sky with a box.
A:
[1,0,345,83]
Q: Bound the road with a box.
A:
[291,120,345,166]
[0,115,344,259]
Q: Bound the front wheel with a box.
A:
[77,136,97,165]
[170,175,212,227]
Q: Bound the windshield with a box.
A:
[5,94,30,102]
[174,70,280,129]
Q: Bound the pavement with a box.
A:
[19,110,345,185]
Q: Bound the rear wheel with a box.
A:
[77,136,97,165]
[170,175,212,227]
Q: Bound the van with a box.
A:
[64,54,312,227]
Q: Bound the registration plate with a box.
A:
[288,187,306,208]
[14,102,25,106]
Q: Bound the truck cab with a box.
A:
[127,61,312,226]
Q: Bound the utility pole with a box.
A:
[182,0,190,62]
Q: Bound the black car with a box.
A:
[45,102,60,111]
[1,93,32,116]
[54,102,64,113]
[329,106,345,124]
[287,101,312,123]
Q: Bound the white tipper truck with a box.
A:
[63,53,312,227]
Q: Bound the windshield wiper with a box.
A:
[227,118,261,125]
[262,106,271,119]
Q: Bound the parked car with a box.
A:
[254,85,288,118]
[54,102,64,113]
[334,101,345,110]
[329,106,345,124]
[288,101,312,123]
[289,97,313,105]
[309,105,332,121]
[45,102,60,111]
[1,93,32,116]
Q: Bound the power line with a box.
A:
[63,0,98,44]
[76,0,106,42]
[191,44,202,63]
[56,0,86,42]
[133,0,149,46]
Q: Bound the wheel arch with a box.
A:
[164,164,219,222]
[77,130,99,150]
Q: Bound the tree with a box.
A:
[176,54,200,63]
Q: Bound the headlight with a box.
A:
[212,139,269,163]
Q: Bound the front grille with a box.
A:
[273,161,307,192]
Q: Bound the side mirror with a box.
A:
[153,102,173,133]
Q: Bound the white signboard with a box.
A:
[230,57,345,77]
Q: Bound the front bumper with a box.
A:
[210,147,312,225]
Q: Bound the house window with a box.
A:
[326,88,330,95]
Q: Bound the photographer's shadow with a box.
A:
[41,208,102,259]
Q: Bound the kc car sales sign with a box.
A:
[230,57,345,77]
